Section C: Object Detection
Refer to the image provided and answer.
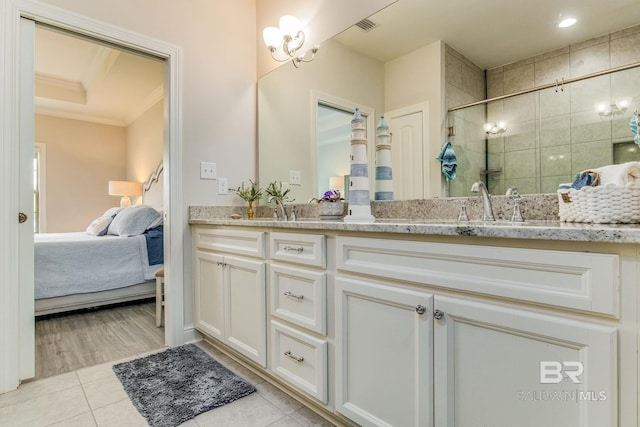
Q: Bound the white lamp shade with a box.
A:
[108,180,142,197]
[279,15,301,37]
[263,26,281,47]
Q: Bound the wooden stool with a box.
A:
[155,268,165,327]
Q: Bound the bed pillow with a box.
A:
[103,207,124,218]
[107,206,163,237]
[86,216,113,236]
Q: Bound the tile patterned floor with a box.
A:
[0,341,336,427]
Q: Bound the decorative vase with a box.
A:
[319,201,345,220]
[247,200,254,220]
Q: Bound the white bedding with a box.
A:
[34,232,162,299]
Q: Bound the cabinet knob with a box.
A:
[415,305,427,315]
[433,309,444,320]
[18,212,27,223]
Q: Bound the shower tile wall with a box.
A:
[485,24,640,194]
[445,45,486,197]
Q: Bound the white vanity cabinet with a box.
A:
[335,276,434,427]
[193,227,267,367]
[335,235,623,427]
[268,232,329,404]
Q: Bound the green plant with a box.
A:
[265,181,292,202]
[232,179,263,202]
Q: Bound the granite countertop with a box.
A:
[188,216,640,244]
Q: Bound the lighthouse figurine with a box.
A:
[374,115,393,200]
[344,108,375,222]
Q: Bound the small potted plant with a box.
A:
[317,189,345,219]
[231,180,263,219]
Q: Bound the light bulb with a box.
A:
[558,17,576,28]
[263,26,281,48]
[279,15,301,38]
[483,123,494,132]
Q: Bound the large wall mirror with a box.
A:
[258,0,640,201]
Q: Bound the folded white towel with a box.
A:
[590,162,640,186]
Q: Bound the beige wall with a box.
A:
[35,114,127,232]
[126,99,164,205]
[258,38,385,203]
[385,41,445,198]
[257,0,397,77]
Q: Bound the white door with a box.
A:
[386,104,427,200]
[335,277,433,427]
[19,17,36,382]
[225,255,267,367]
[433,296,617,427]
[193,250,225,341]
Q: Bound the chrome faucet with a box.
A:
[268,196,288,221]
[470,181,495,221]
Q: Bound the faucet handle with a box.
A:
[458,202,469,221]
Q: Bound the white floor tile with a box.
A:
[76,361,117,384]
[82,375,128,410]
[193,393,286,427]
[92,399,147,427]
[267,416,303,426]
[45,411,97,427]
[0,386,90,427]
[256,381,303,415]
[0,372,79,409]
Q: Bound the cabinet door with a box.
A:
[225,255,267,367]
[336,277,433,427]
[193,250,225,340]
[433,296,617,427]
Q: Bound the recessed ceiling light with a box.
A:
[558,17,577,28]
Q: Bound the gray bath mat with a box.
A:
[112,344,256,427]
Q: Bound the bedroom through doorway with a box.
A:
[32,24,168,379]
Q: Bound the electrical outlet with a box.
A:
[289,170,301,186]
[218,178,228,195]
[200,162,217,180]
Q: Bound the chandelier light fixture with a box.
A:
[263,15,318,68]
[595,97,632,117]
[483,121,507,135]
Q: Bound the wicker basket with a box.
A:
[558,183,640,223]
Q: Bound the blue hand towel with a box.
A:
[436,142,457,181]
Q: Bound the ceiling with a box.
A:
[334,0,640,70]
[35,26,164,127]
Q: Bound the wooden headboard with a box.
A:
[142,162,163,211]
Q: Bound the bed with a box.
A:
[34,163,164,316]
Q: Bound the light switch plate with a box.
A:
[200,162,217,180]
[289,170,301,186]
[218,178,228,195]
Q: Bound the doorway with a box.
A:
[32,25,166,379]
[1,3,184,394]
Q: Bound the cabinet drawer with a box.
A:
[270,264,326,335]
[270,320,328,403]
[195,227,265,259]
[270,232,325,268]
[336,236,620,317]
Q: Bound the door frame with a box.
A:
[1,0,185,393]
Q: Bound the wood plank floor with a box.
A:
[35,300,165,380]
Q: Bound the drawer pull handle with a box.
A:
[284,291,304,301]
[216,261,227,267]
[283,245,304,253]
[284,350,304,362]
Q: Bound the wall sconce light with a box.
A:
[483,121,507,135]
[108,180,142,208]
[596,97,632,117]
[263,15,318,68]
